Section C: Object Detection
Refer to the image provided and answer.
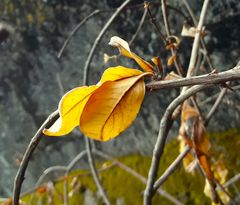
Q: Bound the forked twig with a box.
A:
[63,150,87,205]
[146,65,240,90]
[153,146,191,192]
[144,84,210,205]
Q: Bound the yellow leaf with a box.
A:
[80,73,148,141]
[44,66,150,140]
[109,36,154,73]
[99,66,144,84]
[43,86,98,136]
[167,54,177,66]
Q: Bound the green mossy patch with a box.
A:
[1,129,239,205]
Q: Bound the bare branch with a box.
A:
[64,150,87,205]
[80,2,133,204]
[145,1,167,45]
[58,9,113,58]
[30,166,67,205]
[153,146,191,192]
[129,7,147,46]
[144,84,210,205]
[223,173,240,189]
[182,0,214,71]
[204,87,228,126]
[13,110,59,205]
[85,138,111,205]
[94,150,184,205]
[186,0,210,77]
[82,0,132,85]
[146,65,240,91]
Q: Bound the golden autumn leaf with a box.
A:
[167,54,177,66]
[43,85,98,136]
[179,103,212,174]
[80,72,149,141]
[109,36,154,73]
[43,66,151,141]
[99,66,143,84]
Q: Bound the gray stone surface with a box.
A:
[0,0,239,197]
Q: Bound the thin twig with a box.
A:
[144,84,210,205]
[30,166,67,205]
[85,138,111,205]
[161,0,183,75]
[204,87,228,126]
[13,110,59,205]
[146,65,240,90]
[21,161,116,200]
[57,2,150,58]
[94,150,184,205]
[58,9,112,58]
[82,0,132,85]
[144,1,167,45]
[186,0,210,77]
[64,150,87,205]
[182,0,214,71]
[223,173,240,189]
[153,146,191,192]
[129,7,148,46]
[81,1,133,204]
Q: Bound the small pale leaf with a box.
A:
[109,36,154,73]
[164,71,182,80]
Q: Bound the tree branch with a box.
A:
[94,150,184,205]
[85,138,111,205]
[13,110,59,205]
[153,146,191,192]
[129,6,147,46]
[161,0,183,75]
[146,65,240,91]
[144,84,210,205]
[186,0,210,77]
[204,87,228,126]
